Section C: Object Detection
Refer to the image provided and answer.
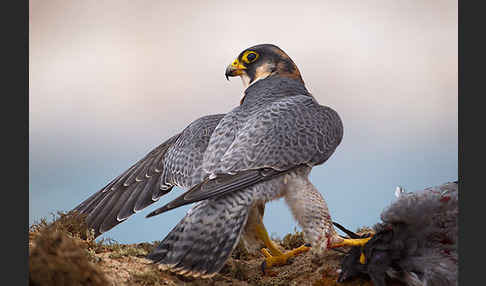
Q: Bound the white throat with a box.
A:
[240,73,271,89]
[240,73,252,88]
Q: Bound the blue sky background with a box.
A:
[29,0,457,243]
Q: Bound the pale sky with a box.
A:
[29,0,457,243]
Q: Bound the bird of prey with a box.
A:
[71,44,368,278]
[337,181,458,286]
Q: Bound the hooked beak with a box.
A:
[225,59,246,80]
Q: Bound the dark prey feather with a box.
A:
[338,181,458,286]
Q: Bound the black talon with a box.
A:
[305,243,312,247]
[261,261,267,275]
[333,221,361,239]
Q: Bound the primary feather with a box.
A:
[72,114,225,236]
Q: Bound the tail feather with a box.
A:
[147,190,254,277]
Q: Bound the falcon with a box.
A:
[71,44,369,278]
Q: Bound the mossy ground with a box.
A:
[29,212,374,286]
[29,212,108,286]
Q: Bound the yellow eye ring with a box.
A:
[242,51,259,64]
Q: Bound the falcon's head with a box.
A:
[225,44,303,88]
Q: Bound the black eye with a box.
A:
[247,52,257,62]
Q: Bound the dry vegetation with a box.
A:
[29,212,375,286]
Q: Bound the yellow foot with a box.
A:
[329,236,372,248]
[260,244,311,274]
[330,236,373,265]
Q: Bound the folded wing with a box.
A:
[150,95,343,217]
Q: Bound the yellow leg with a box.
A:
[254,222,311,273]
[254,221,283,256]
[330,236,373,265]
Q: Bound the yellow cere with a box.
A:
[231,59,247,70]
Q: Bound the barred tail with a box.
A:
[147,190,254,278]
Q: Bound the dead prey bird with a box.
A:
[336,181,458,286]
